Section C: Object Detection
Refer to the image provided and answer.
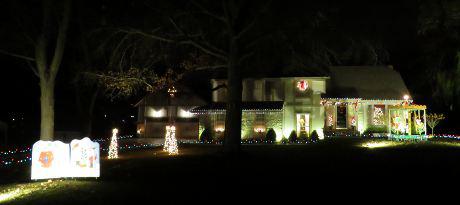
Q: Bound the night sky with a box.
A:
[0,0,459,144]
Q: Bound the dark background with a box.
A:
[0,0,459,146]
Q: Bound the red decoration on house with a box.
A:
[297,80,308,91]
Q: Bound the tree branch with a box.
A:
[26,61,40,77]
[238,52,254,64]
[168,17,228,60]
[117,28,175,43]
[0,49,35,61]
[49,0,72,80]
[193,64,227,71]
[118,26,228,61]
[236,0,272,39]
[191,0,227,23]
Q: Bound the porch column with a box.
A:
[423,109,427,135]
[388,109,391,134]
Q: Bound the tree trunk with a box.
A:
[223,36,242,153]
[84,87,99,136]
[75,85,99,137]
[40,79,55,141]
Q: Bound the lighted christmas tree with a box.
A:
[164,125,178,155]
[108,128,119,159]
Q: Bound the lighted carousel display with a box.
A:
[388,101,427,140]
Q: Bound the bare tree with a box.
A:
[0,0,71,140]
[426,113,446,135]
[95,0,272,153]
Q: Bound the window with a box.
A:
[265,81,273,100]
[296,113,310,136]
[336,104,347,129]
[373,105,385,126]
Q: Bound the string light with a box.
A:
[4,133,460,168]
[163,125,178,155]
[108,128,119,159]
[373,106,384,125]
[93,135,133,143]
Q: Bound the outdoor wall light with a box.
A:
[215,127,225,132]
[403,94,410,101]
[254,127,266,133]
[148,108,165,118]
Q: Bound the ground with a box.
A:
[1,138,460,204]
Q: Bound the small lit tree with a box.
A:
[108,128,119,159]
[426,113,446,135]
[164,125,178,155]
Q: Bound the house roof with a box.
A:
[190,101,284,113]
[134,84,206,107]
[323,66,410,100]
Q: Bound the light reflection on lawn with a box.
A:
[0,179,95,203]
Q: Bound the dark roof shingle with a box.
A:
[323,66,410,100]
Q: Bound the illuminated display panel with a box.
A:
[31,138,100,180]
[31,141,70,180]
[70,138,100,178]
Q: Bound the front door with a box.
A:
[336,104,347,129]
[296,113,310,137]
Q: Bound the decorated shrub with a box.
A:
[298,132,308,142]
[265,128,276,143]
[310,130,319,142]
[280,137,289,144]
[288,130,297,143]
[200,128,212,142]
[363,126,387,137]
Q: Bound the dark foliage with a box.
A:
[200,128,212,142]
[363,126,387,134]
[298,132,308,142]
[310,130,319,142]
[265,128,276,143]
[280,137,289,144]
[288,130,297,143]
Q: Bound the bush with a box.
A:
[310,130,319,142]
[288,130,297,143]
[280,137,289,144]
[200,128,212,142]
[265,128,276,143]
[298,132,308,142]
[363,126,387,134]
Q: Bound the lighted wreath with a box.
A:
[296,80,308,91]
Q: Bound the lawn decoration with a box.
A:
[108,128,119,159]
[31,138,100,180]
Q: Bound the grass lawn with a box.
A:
[1,138,460,204]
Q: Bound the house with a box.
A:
[192,76,328,141]
[321,66,426,137]
[135,85,206,140]
[135,66,427,141]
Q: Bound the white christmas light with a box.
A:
[108,128,119,159]
[373,107,384,125]
[163,125,178,155]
